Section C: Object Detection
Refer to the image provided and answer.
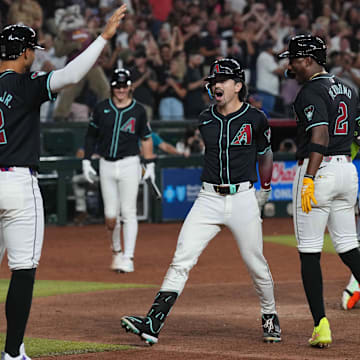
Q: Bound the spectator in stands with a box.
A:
[52,4,110,122]
[176,126,205,157]
[256,39,287,116]
[143,132,183,156]
[7,0,43,31]
[200,19,222,74]
[158,57,187,121]
[131,45,159,121]
[248,93,269,117]
[183,51,206,119]
[330,51,360,96]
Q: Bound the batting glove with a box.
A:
[301,177,317,213]
[82,159,97,184]
[143,162,155,182]
[256,187,271,210]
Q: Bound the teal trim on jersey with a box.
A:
[258,145,271,155]
[144,133,152,139]
[46,71,57,101]
[89,121,98,129]
[226,104,250,182]
[0,71,15,79]
[210,105,224,183]
[109,98,120,157]
[305,122,328,132]
[113,99,136,156]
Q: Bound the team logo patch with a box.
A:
[304,105,315,122]
[264,128,271,143]
[231,124,252,145]
[30,71,46,79]
[121,117,136,133]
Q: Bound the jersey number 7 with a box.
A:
[334,101,348,135]
[0,110,6,145]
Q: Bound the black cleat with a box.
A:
[121,316,160,345]
[262,313,282,343]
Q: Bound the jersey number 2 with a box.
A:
[334,101,348,135]
[0,110,6,144]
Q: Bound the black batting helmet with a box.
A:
[205,58,245,83]
[110,68,132,87]
[0,25,44,60]
[278,34,327,66]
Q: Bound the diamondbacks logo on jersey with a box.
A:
[264,128,271,143]
[304,105,315,122]
[231,124,252,145]
[30,71,46,79]
[121,117,136,133]
[0,109,7,144]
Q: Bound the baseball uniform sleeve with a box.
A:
[22,71,57,108]
[84,107,100,159]
[138,106,152,140]
[256,112,272,155]
[296,87,329,132]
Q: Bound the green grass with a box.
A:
[264,233,335,253]
[0,279,156,303]
[0,334,131,357]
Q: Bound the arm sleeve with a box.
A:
[84,110,100,159]
[138,107,152,139]
[49,36,107,93]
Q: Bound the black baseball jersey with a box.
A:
[294,73,358,159]
[199,103,271,184]
[84,98,152,159]
[0,70,56,167]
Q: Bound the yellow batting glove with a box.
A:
[301,177,317,213]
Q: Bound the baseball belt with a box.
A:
[202,181,253,195]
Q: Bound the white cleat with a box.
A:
[111,251,123,272]
[117,256,134,273]
[1,343,31,360]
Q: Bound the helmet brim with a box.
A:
[278,50,290,59]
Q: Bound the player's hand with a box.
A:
[256,187,271,211]
[301,177,317,213]
[143,162,155,182]
[82,159,97,184]
[101,4,127,41]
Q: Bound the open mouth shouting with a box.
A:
[214,88,224,102]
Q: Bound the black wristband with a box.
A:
[304,174,315,180]
[308,142,327,155]
[142,158,156,164]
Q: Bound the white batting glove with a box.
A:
[82,159,97,184]
[256,187,271,210]
[143,162,155,182]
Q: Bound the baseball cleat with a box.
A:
[341,277,360,310]
[1,343,31,360]
[110,251,123,272]
[309,317,332,348]
[121,316,159,345]
[262,314,282,343]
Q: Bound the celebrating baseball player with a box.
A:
[121,58,281,345]
[0,5,127,359]
[83,68,155,273]
[279,35,360,348]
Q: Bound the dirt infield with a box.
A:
[0,218,359,360]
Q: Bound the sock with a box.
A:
[299,252,325,326]
[5,269,36,357]
[146,291,178,331]
[339,248,360,284]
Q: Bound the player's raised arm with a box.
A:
[49,4,127,93]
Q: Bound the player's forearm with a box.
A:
[49,36,107,92]
[258,150,273,189]
[141,138,156,160]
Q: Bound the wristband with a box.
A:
[304,174,315,180]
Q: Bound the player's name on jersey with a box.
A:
[0,91,13,108]
[328,83,352,100]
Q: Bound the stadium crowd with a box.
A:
[0,0,359,122]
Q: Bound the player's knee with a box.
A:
[105,218,117,231]
[121,209,136,222]
[299,252,321,275]
[339,247,360,268]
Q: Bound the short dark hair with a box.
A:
[238,81,248,101]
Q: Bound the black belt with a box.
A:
[104,156,124,161]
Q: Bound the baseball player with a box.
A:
[279,34,360,348]
[121,58,281,345]
[0,6,127,359]
[82,68,155,273]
